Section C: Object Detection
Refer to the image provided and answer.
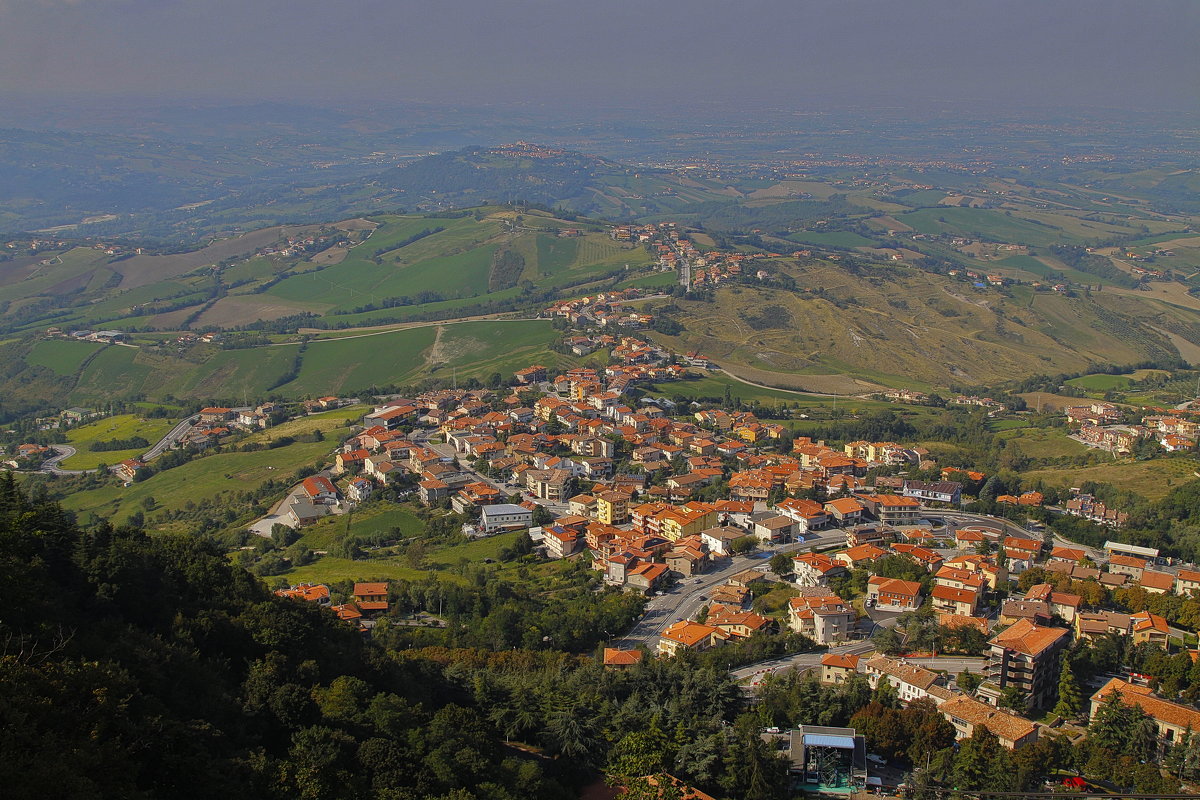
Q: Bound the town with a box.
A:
[9,321,1197,794]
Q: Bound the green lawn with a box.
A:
[61,413,176,470]
[242,405,371,444]
[24,339,105,375]
[648,372,894,410]
[427,531,525,567]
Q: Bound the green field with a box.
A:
[295,505,426,550]
[1066,373,1134,391]
[1024,457,1200,501]
[900,207,1090,247]
[60,413,176,470]
[283,319,559,395]
[786,231,879,248]
[69,345,164,403]
[242,404,371,444]
[278,326,439,395]
[285,529,528,586]
[284,557,458,586]
[24,338,105,375]
[264,217,503,312]
[994,426,1092,462]
[58,432,348,528]
[647,372,895,411]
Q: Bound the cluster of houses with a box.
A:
[1065,400,1199,454]
[611,221,780,287]
[544,290,659,330]
[274,581,391,631]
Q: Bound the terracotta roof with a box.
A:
[939,695,1036,743]
[1092,677,1200,732]
[821,653,860,669]
[867,576,922,598]
[661,620,722,647]
[1050,546,1087,562]
[865,655,941,690]
[989,618,1069,656]
[937,613,989,633]
[354,581,388,596]
[603,648,644,666]
[1109,554,1147,569]
[932,585,979,605]
[1140,570,1176,591]
[825,497,865,514]
[1132,610,1169,634]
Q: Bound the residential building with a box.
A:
[353,582,389,615]
[301,475,339,504]
[864,656,945,704]
[480,503,534,533]
[1131,610,1170,647]
[602,648,644,668]
[984,619,1070,709]
[931,585,980,616]
[824,497,864,524]
[902,480,961,504]
[701,525,747,557]
[820,653,861,685]
[1074,611,1131,640]
[866,576,923,611]
[938,695,1038,749]
[788,593,856,645]
[657,621,726,657]
[752,514,794,543]
[1090,678,1200,746]
[792,552,848,587]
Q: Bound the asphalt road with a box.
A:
[930,508,1107,563]
[410,429,571,516]
[616,529,848,647]
[40,444,85,475]
[142,414,200,460]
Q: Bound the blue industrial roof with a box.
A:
[803,734,856,749]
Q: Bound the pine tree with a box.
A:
[1052,659,1083,719]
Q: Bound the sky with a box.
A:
[0,0,1197,114]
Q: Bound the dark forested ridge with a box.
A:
[0,476,782,800]
[0,474,562,800]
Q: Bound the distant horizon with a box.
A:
[0,0,1196,118]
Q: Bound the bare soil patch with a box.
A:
[193,295,323,328]
[115,225,320,289]
[333,218,380,232]
[721,363,883,395]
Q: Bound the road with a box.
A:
[40,444,88,475]
[616,529,849,648]
[930,508,1106,562]
[730,636,986,684]
[409,429,572,516]
[142,414,200,460]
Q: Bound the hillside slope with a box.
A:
[651,258,1195,390]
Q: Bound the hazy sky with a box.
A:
[1,0,1196,114]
